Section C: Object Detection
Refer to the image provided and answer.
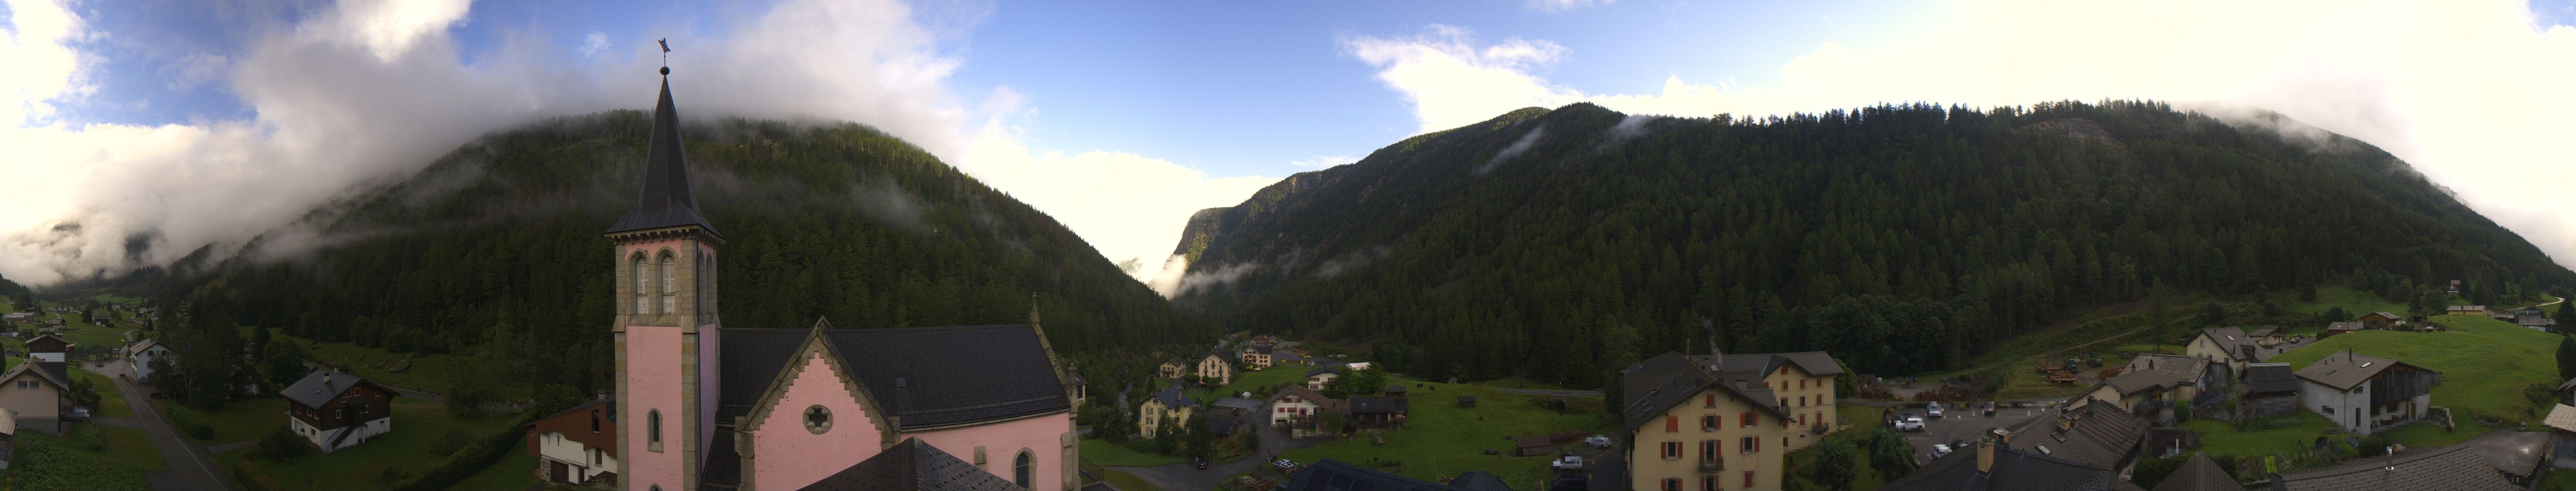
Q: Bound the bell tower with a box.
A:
[608,63,724,491]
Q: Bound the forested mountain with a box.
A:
[1169,100,2574,388]
[108,111,1214,397]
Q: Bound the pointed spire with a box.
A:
[606,65,721,237]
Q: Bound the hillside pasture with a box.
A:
[2264,314,2560,425]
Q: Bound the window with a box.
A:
[1666,417,1679,433]
[1700,440,1719,460]
[1740,436,1758,453]
[1701,415,1717,431]
[804,405,834,434]
[1662,441,1682,459]
[590,411,601,433]
[1661,478,1681,491]
[632,252,650,314]
[658,252,677,314]
[1014,450,1036,488]
[648,409,663,444]
[1701,476,1717,491]
[1799,396,1807,406]
[1741,413,1756,427]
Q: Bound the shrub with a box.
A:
[254,428,319,463]
[426,429,473,457]
[187,421,216,440]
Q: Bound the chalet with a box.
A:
[2071,354,2227,421]
[0,313,27,323]
[1515,436,1553,457]
[23,335,69,363]
[1239,344,1275,370]
[1282,459,1514,491]
[523,397,617,486]
[2360,312,2402,330]
[2450,304,2490,316]
[2323,322,2364,338]
[1304,367,1342,390]
[2247,326,2283,346]
[2001,400,2148,470]
[1880,429,2128,491]
[1273,350,1309,366]
[1455,396,1475,408]
[2516,311,2558,332]
[2149,453,2240,491]
[1137,386,1196,438]
[2186,327,2261,370]
[2546,404,2576,468]
[2296,351,2438,434]
[1158,358,1188,379]
[283,369,395,453]
[123,339,172,383]
[1206,397,1263,436]
[1347,396,1408,430]
[1619,351,1844,491]
[2238,363,2300,418]
[0,361,69,433]
[1383,385,1408,399]
[1196,351,1234,386]
[2263,443,2518,491]
[1268,385,1340,438]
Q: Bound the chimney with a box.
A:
[1977,431,2001,473]
[597,389,608,401]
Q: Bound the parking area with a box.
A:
[1881,402,2053,463]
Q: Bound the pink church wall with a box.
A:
[748,351,886,491]
[906,411,1073,491]
[623,324,686,491]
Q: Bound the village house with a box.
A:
[1618,350,1843,491]
[123,339,171,383]
[2247,326,2283,346]
[1347,396,1407,430]
[1268,385,1340,439]
[23,335,69,363]
[2237,362,2300,419]
[0,360,69,434]
[1137,386,1196,439]
[2461,429,2553,487]
[2450,304,2490,316]
[1206,397,1262,436]
[523,397,618,487]
[1879,429,2129,491]
[1196,351,1234,386]
[1239,344,1274,371]
[2185,327,2264,371]
[1069,374,1089,408]
[2001,400,2147,471]
[1304,367,1341,390]
[2067,354,2227,421]
[2516,309,2558,332]
[1158,357,1188,379]
[601,69,1083,491]
[2263,443,2519,491]
[2547,404,2576,468]
[2323,322,2364,338]
[2360,312,2402,330]
[2296,351,2438,434]
[283,369,395,453]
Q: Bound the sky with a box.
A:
[5,0,2576,291]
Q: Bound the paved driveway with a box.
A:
[95,361,236,491]
[1110,421,1315,491]
[1887,403,2048,463]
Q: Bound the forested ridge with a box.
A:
[1171,100,2575,388]
[82,111,1214,397]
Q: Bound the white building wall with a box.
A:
[296,416,394,453]
[2300,379,2374,434]
[536,431,619,483]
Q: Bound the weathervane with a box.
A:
[658,38,671,73]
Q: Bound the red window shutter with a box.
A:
[1745,471,1755,488]
[1704,394,1715,408]
[1799,396,1806,406]
[1667,417,1679,433]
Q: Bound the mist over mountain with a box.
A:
[72,111,1213,389]
[1167,100,2574,387]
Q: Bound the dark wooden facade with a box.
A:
[289,382,393,431]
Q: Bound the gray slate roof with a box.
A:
[2293,351,2428,391]
[2199,327,2256,361]
[1879,441,2138,491]
[1618,352,1787,434]
[1350,396,1408,414]
[2241,363,2299,395]
[2005,401,2148,468]
[606,74,720,236]
[2152,453,2243,491]
[718,323,1071,431]
[280,369,381,409]
[2264,444,2519,491]
[1150,386,1189,409]
[1211,397,1263,411]
[794,438,1022,491]
[2325,322,2363,332]
[1283,459,1510,491]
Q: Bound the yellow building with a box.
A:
[1621,351,1843,491]
[1196,351,1234,386]
[1137,386,1196,438]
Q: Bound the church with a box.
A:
[607,65,1079,491]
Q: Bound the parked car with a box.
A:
[1195,457,1210,469]
[1982,401,1997,417]
[1930,444,1954,460]
[1895,416,1926,432]
[1926,401,1945,419]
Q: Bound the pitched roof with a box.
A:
[1619,352,1788,433]
[2113,354,2210,395]
[1283,458,1511,491]
[2246,327,2279,338]
[1306,367,1341,377]
[2459,430,2550,480]
[123,339,160,357]
[1149,386,1189,409]
[721,324,1072,431]
[1350,396,1408,414]
[1211,397,1263,411]
[2240,363,2299,395]
[794,438,1022,491]
[23,334,68,351]
[605,72,720,237]
[2265,444,2519,491]
[2005,402,2148,468]
[2326,322,2364,331]
[527,397,616,426]
[280,369,382,409]
[1271,385,1342,411]
[2546,404,2576,433]
[1879,440,2133,491]
[2293,351,2429,391]
[2363,312,2400,320]
[2152,453,2242,491]
[2198,327,2256,361]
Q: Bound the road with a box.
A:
[94,360,236,491]
[1109,421,1315,491]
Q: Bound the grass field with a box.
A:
[446,450,541,491]
[2264,314,2561,425]
[156,398,289,444]
[22,423,170,471]
[220,397,517,491]
[2182,412,2338,458]
[1080,437,1189,467]
[2292,286,2410,319]
[1783,405,1902,491]
[1100,468,1163,491]
[1280,376,1611,491]
[1201,366,1316,402]
[70,366,133,418]
[271,329,515,402]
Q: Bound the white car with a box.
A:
[1926,402,1945,419]
[1930,444,1955,460]
[1895,416,1926,432]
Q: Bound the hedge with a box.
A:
[18,438,149,491]
[389,412,536,491]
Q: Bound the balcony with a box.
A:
[1697,458,1725,472]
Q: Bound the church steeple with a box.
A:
[606,66,721,238]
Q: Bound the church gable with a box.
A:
[741,328,901,491]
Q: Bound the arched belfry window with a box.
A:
[698,251,715,317]
[1014,449,1035,487]
[658,250,677,314]
[648,409,663,444]
[631,252,650,315]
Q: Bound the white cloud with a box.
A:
[1527,0,1613,13]
[1351,1,2576,268]
[0,0,1274,286]
[578,31,609,58]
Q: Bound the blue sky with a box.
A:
[9,0,2576,288]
